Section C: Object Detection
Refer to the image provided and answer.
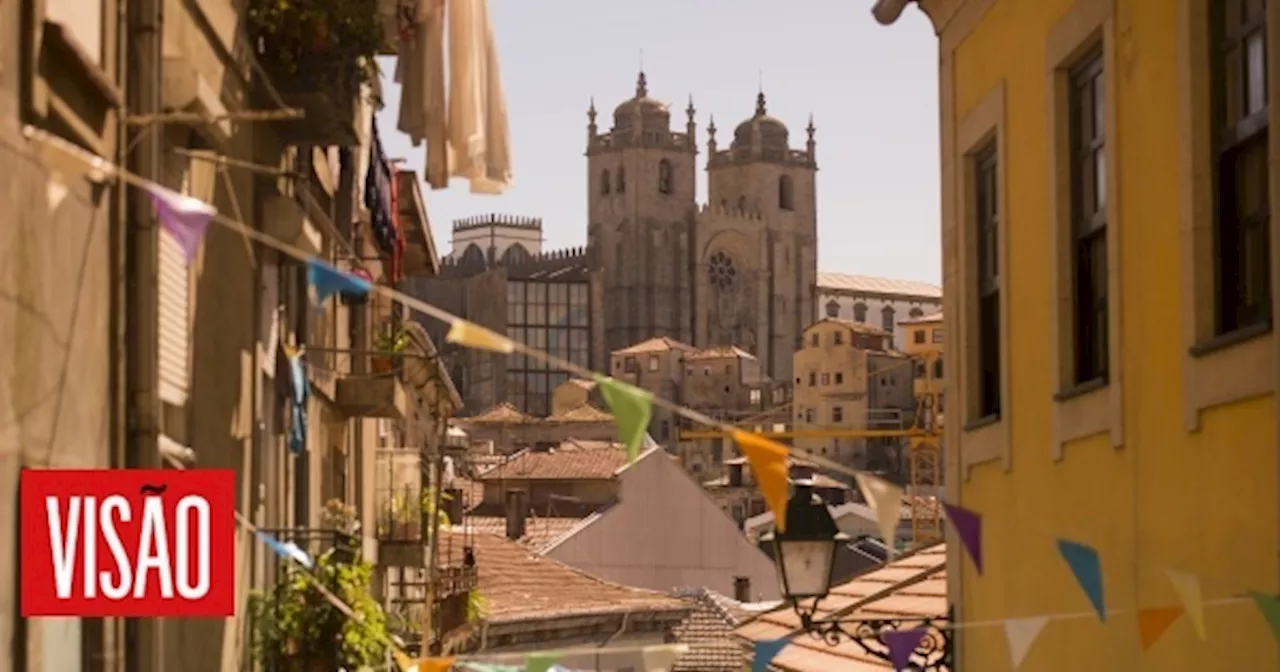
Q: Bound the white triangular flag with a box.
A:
[47,174,68,211]
[641,643,688,671]
[854,473,904,555]
[1004,616,1049,669]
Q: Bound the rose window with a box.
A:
[708,251,737,291]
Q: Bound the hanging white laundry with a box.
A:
[446,0,512,194]
[396,0,452,189]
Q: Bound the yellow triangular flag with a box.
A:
[414,657,454,672]
[446,320,514,354]
[732,430,791,531]
[1166,569,1206,640]
[854,473,903,555]
[1137,606,1183,651]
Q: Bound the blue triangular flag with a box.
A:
[1057,539,1105,621]
[255,530,314,568]
[307,259,371,306]
[753,637,791,672]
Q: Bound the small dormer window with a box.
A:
[658,159,673,194]
[600,169,611,195]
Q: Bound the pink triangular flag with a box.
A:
[145,183,215,263]
[883,628,927,670]
[1004,616,1048,669]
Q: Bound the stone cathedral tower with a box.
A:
[586,73,817,382]
[586,72,699,352]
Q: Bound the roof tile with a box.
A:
[476,440,630,481]
[464,515,588,552]
[817,272,943,299]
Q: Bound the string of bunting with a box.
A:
[24,125,1280,672]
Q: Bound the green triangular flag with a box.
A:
[594,374,653,463]
[1252,592,1280,640]
[524,652,559,672]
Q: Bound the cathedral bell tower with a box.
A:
[586,72,698,353]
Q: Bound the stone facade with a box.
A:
[586,73,818,383]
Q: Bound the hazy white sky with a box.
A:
[376,0,941,283]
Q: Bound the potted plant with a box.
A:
[372,327,410,374]
[248,550,388,671]
[245,0,384,89]
[320,498,359,564]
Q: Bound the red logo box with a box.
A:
[20,469,236,617]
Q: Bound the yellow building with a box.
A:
[900,311,945,420]
[874,0,1278,669]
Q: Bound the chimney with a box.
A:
[445,487,464,524]
[734,577,751,602]
[504,489,528,540]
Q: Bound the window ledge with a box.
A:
[961,413,1006,478]
[963,413,1001,432]
[1189,319,1272,358]
[1182,323,1274,432]
[1052,375,1119,460]
[1053,376,1108,402]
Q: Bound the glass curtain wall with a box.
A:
[505,280,590,416]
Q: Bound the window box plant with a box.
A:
[372,327,410,374]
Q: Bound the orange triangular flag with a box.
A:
[1137,606,1183,651]
[413,657,455,672]
[732,430,791,531]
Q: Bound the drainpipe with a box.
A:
[108,0,130,668]
[124,0,163,664]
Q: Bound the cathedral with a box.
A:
[587,72,818,383]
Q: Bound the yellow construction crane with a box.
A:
[679,394,944,547]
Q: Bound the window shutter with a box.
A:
[157,152,216,406]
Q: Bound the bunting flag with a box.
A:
[752,637,791,672]
[47,174,68,211]
[855,473,904,555]
[942,502,983,574]
[882,628,927,671]
[307,259,372,306]
[640,644,687,671]
[1056,539,1105,622]
[593,375,653,463]
[145,182,216,263]
[254,530,314,568]
[393,651,416,672]
[1250,592,1280,641]
[446,319,515,354]
[525,653,559,672]
[1003,616,1048,669]
[1165,570,1206,640]
[1136,606,1182,651]
[731,430,790,531]
[413,658,455,672]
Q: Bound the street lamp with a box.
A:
[764,479,953,670]
[762,478,847,603]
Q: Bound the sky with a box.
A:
[375,0,941,284]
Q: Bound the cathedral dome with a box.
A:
[732,92,790,152]
[612,72,671,133]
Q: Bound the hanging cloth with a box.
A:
[286,347,309,454]
[447,0,512,194]
[389,163,406,282]
[396,0,451,188]
[364,123,398,260]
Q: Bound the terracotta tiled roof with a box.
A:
[475,440,630,481]
[463,515,588,552]
[546,403,614,423]
[448,476,485,512]
[686,345,757,361]
[817,272,943,299]
[457,531,691,624]
[613,336,697,355]
[459,402,534,425]
[735,543,948,671]
[898,310,943,326]
[670,589,750,672]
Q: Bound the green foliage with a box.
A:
[249,551,389,669]
[466,589,489,623]
[246,0,383,86]
[374,328,412,355]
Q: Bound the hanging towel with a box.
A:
[396,0,452,189]
[447,0,512,194]
[364,124,398,258]
[287,349,309,454]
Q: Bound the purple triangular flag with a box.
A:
[146,184,215,263]
[943,502,983,574]
[883,628,928,670]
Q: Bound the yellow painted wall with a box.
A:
[950,0,1278,669]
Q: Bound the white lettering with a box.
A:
[174,496,210,599]
[45,496,80,600]
[134,497,173,599]
[98,495,132,600]
[83,496,97,598]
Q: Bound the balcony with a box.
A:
[246,0,380,145]
[335,357,412,420]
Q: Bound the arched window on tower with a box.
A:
[616,167,627,193]
[600,169,611,195]
[779,175,795,211]
[658,160,673,194]
[853,302,868,323]
[881,305,896,333]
